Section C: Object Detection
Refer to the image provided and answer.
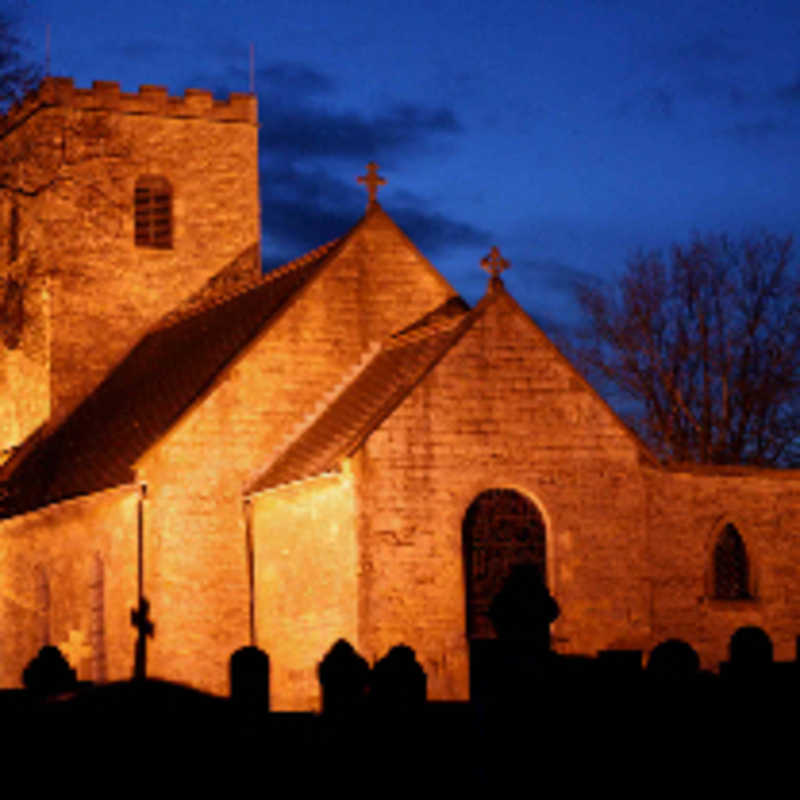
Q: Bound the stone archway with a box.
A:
[462,488,546,639]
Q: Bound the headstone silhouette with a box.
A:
[473,564,561,706]
[22,645,77,696]
[230,645,270,709]
[318,639,370,716]
[488,563,559,648]
[726,626,773,680]
[646,639,700,681]
[370,645,426,713]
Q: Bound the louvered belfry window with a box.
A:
[713,523,750,600]
[134,175,172,248]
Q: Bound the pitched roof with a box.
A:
[246,301,477,493]
[247,282,661,494]
[0,239,340,518]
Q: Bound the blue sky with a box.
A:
[12,0,800,338]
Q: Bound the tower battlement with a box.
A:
[1,76,257,134]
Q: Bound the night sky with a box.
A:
[14,0,800,338]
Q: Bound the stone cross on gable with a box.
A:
[357,162,386,209]
[481,246,510,289]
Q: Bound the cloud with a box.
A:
[620,31,752,117]
[260,161,487,264]
[518,257,604,295]
[670,35,743,67]
[256,62,335,96]
[391,206,487,255]
[777,77,800,104]
[260,163,359,252]
[179,59,471,262]
[259,102,460,159]
[185,59,461,158]
[727,116,783,142]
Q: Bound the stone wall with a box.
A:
[353,288,651,700]
[132,207,456,695]
[0,78,260,440]
[645,466,800,668]
[251,470,358,711]
[0,485,139,686]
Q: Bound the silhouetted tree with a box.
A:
[0,11,39,112]
[575,232,800,466]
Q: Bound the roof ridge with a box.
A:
[245,310,483,493]
[244,341,383,493]
[261,236,343,283]
[387,312,465,348]
[156,237,342,330]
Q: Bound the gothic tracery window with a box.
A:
[713,523,751,600]
[134,175,172,248]
[462,488,546,638]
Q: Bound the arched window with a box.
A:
[134,175,172,248]
[462,488,546,638]
[713,523,751,600]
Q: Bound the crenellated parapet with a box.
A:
[1,77,257,133]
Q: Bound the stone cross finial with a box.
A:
[357,162,386,209]
[481,246,510,289]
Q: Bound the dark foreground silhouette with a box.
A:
[2,571,797,781]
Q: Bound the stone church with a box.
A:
[1,77,799,709]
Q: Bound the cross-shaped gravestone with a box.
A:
[131,596,154,680]
[357,162,386,209]
[60,629,92,673]
[481,246,510,288]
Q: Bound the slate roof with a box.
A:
[247,303,476,493]
[0,239,340,518]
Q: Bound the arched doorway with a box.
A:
[462,488,546,639]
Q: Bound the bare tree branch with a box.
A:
[0,11,40,112]
[573,232,800,466]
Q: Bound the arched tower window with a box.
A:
[462,488,546,638]
[713,523,751,600]
[134,175,172,248]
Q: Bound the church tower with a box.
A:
[0,77,261,453]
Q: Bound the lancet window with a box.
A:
[713,523,751,600]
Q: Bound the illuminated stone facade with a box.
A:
[1,78,799,709]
